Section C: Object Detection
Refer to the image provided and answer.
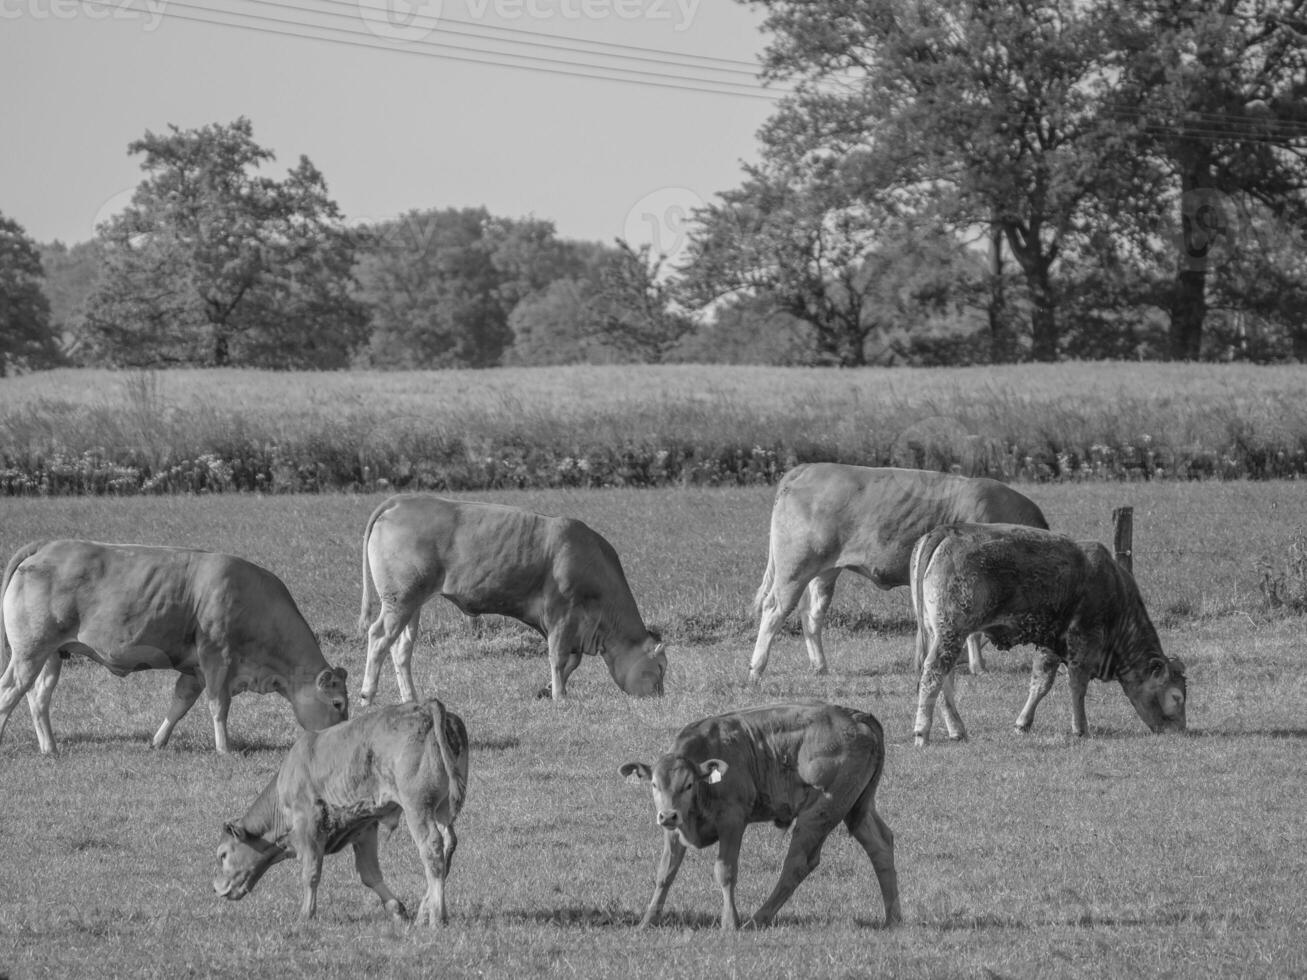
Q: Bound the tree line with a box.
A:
[3,0,1306,374]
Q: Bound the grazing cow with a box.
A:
[620,701,901,931]
[749,464,1048,683]
[909,523,1187,745]
[0,540,349,754]
[214,698,468,926]
[358,494,666,704]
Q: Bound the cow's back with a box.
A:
[772,465,1044,588]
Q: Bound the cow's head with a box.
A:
[212,822,288,902]
[621,755,726,841]
[610,633,667,698]
[1126,656,1187,733]
[291,666,349,731]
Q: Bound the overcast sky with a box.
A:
[1,0,779,258]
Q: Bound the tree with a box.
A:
[505,277,606,365]
[0,214,62,375]
[355,210,602,368]
[80,118,368,368]
[1111,2,1307,359]
[733,0,1143,361]
[590,241,696,362]
[39,239,103,348]
[680,162,981,366]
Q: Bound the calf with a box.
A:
[620,701,900,930]
[910,523,1187,745]
[213,698,468,926]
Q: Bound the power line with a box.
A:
[77,0,789,101]
[246,0,768,75]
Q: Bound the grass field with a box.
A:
[2,481,1306,978]
[5,362,1307,493]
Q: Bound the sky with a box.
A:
[0,0,781,261]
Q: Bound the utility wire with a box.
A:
[78,0,788,100]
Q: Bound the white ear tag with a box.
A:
[707,769,722,785]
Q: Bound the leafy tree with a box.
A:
[355,210,603,368]
[39,239,103,345]
[1111,1,1307,359]
[505,277,606,365]
[680,162,982,366]
[0,214,62,374]
[730,0,1144,361]
[590,241,696,362]
[80,118,368,368]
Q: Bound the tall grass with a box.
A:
[3,363,1307,494]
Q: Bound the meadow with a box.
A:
[4,362,1307,494]
[2,480,1306,978]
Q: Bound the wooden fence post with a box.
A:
[1113,506,1134,574]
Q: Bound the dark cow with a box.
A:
[0,540,349,754]
[358,494,666,704]
[214,698,468,926]
[910,523,1188,745]
[750,464,1047,682]
[620,701,901,931]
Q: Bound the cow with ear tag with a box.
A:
[620,701,901,931]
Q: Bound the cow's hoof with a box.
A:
[746,671,762,687]
[913,733,928,747]
[386,899,409,922]
[811,666,828,676]
[1013,723,1032,734]
[947,733,968,742]
[535,685,552,700]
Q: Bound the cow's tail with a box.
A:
[357,500,390,635]
[752,537,777,621]
[0,540,44,674]
[427,698,467,817]
[909,528,948,676]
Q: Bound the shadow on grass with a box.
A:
[929,907,1230,932]
[54,729,295,754]
[1186,726,1307,740]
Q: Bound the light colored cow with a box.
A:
[358,494,666,704]
[620,701,901,931]
[910,522,1188,745]
[213,697,468,927]
[0,539,348,754]
[749,464,1048,683]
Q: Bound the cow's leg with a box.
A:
[406,810,449,927]
[637,830,687,928]
[914,632,964,746]
[1014,648,1061,733]
[845,787,902,927]
[0,647,56,752]
[24,653,64,754]
[713,823,747,930]
[198,656,233,754]
[801,570,839,675]
[936,668,968,742]
[543,631,582,701]
[749,813,832,928]
[965,632,988,674]
[352,824,408,921]
[361,606,414,707]
[152,671,205,749]
[388,612,422,703]
[748,578,808,683]
[1067,662,1092,737]
[298,841,325,921]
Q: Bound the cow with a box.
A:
[620,701,901,931]
[749,464,1048,683]
[909,523,1188,745]
[357,494,666,704]
[213,697,468,926]
[0,539,349,755]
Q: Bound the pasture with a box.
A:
[2,481,1306,978]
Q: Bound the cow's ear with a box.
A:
[316,668,341,690]
[223,822,243,841]
[1168,657,1186,677]
[1147,657,1169,679]
[334,666,348,681]
[700,759,728,784]
[649,641,666,659]
[619,762,652,783]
